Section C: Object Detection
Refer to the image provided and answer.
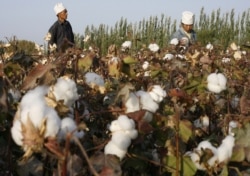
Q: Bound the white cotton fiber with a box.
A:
[136,90,159,113]
[125,92,140,113]
[104,140,127,160]
[11,120,23,146]
[58,117,84,140]
[109,120,122,132]
[124,129,138,139]
[217,135,235,163]
[44,107,61,138]
[52,76,79,107]
[117,115,135,131]
[84,72,105,87]
[111,131,132,150]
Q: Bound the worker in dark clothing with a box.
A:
[48,3,74,53]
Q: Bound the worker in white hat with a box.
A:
[47,2,74,53]
[170,11,197,47]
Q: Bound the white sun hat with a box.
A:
[54,2,66,15]
[181,11,194,25]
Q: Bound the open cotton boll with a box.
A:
[197,141,217,153]
[207,73,227,93]
[217,135,235,163]
[58,117,84,141]
[44,107,61,138]
[207,73,219,84]
[148,43,159,52]
[136,90,159,113]
[188,152,206,170]
[109,120,122,132]
[163,53,174,61]
[217,73,227,90]
[20,99,48,129]
[20,86,48,109]
[117,115,135,131]
[148,91,163,103]
[142,61,149,70]
[11,120,23,146]
[207,84,223,94]
[170,38,179,46]
[84,72,105,87]
[121,41,132,49]
[104,140,127,160]
[111,131,132,150]
[150,85,167,98]
[52,77,79,107]
[124,129,138,139]
[125,92,140,113]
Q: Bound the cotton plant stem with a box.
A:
[174,103,180,176]
[73,135,99,176]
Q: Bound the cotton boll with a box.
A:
[11,120,23,146]
[122,41,132,49]
[188,152,206,170]
[44,107,61,138]
[206,43,213,51]
[207,84,222,94]
[104,140,127,160]
[217,135,235,163]
[52,77,79,107]
[59,117,84,141]
[20,86,48,109]
[117,115,135,131]
[84,72,105,87]
[111,131,131,150]
[149,91,162,103]
[124,129,138,139]
[197,140,217,153]
[151,85,167,98]
[148,43,159,52]
[170,38,179,46]
[142,61,149,70]
[109,120,122,132]
[136,90,159,113]
[217,73,227,90]
[207,73,219,85]
[20,98,48,128]
[163,53,174,61]
[124,92,140,113]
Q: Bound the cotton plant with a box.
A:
[104,115,138,160]
[11,76,83,160]
[207,72,227,93]
[187,133,235,171]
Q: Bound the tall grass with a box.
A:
[75,7,250,56]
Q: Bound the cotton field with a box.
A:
[1,35,250,176]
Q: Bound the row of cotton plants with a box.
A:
[11,76,84,160]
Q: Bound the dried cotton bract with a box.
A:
[207,73,227,93]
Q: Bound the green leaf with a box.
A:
[231,145,245,162]
[179,120,193,143]
[219,165,228,176]
[164,155,197,176]
[123,56,137,64]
